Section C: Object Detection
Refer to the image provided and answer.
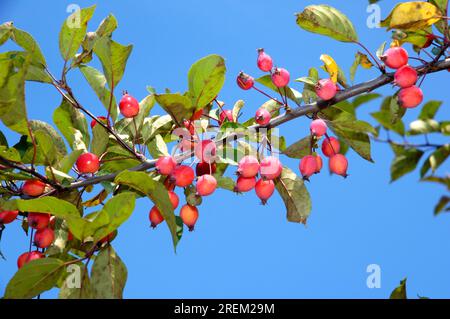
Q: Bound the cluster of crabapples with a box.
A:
[381,46,423,108]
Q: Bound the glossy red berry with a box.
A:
[149,206,164,228]
[237,72,254,90]
[90,116,109,129]
[219,109,234,125]
[34,228,55,248]
[180,205,199,231]
[0,210,19,225]
[257,48,273,72]
[259,156,282,180]
[382,47,409,69]
[234,176,257,193]
[17,251,44,269]
[28,213,51,230]
[168,191,180,209]
[119,93,140,118]
[255,108,271,126]
[98,230,117,244]
[321,137,340,157]
[255,179,275,205]
[196,174,217,196]
[171,165,195,187]
[76,152,100,174]
[329,154,349,177]
[271,67,290,87]
[194,140,216,164]
[394,65,417,88]
[156,156,177,175]
[310,119,327,137]
[196,162,216,176]
[398,85,423,108]
[315,79,337,101]
[22,179,46,197]
[300,155,318,179]
[237,155,260,178]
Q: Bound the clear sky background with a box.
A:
[0,0,449,298]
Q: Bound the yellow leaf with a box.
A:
[320,54,338,83]
[390,39,402,48]
[82,189,107,207]
[359,54,373,69]
[381,2,441,31]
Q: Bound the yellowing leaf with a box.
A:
[381,2,441,31]
[350,52,374,82]
[320,54,338,83]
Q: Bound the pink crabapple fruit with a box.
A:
[17,251,44,269]
[237,155,260,178]
[310,119,328,137]
[149,206,164,228]
[394,65,418,88]
[180,205,199,231]
[33,228,55,249]
[398,85,423,108]
[0,210,19,225]
[329,154,349,177]
[300,155,318,180]
[119,93,140,118]
[381,47,409,69]
[194,140,217,164]
[28,213,51,230]
[321,137,340,157]
[237,72,254,90]
[314,154,323,173]
[259,156,282,180]
[315,79,337,101]
[234,176,257,193]
[255,108,271,126]
[156,156,177,175]
[257,48,273,72]
[22,179,46,197]
[255,179,275,205]
[271,67,290,87]
[196,174,217,196]
[171,165,195,187]
[168,191,180,209]
[76,152,100,174]
[219,109,234,125]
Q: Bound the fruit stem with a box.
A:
[252,86,284,106]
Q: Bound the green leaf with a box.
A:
[188,54,226,109]
[79,65,119,121]
[53,99,90,151]
[420,144,450,177]
[232,100,244,122]
[390,278,407,299]
[28,120,67,161]
[85,192,136,241]
[418,100,442,120]
[376,41,387,59]
[350,52,374,82]
[1,197,87,240]
[59,5,96,61]
[4,258,65,299]
[296,5,358,42]
[330,120,377,135]
[282,136,312,159]
[213,174,235,191]
[329,122,373,162]
[371,110,405,136]
[115,95,155,141]
[10,27,46,66]
[114,171,179,250]
[91,246,127,299]
[295,77,317,86]
[352,93,381,108]
[90,122,109,157]
[59,263,93,299]
[154,93,193,126]
[93,37,133,89]
[255,75,302,106]
[434,196,450,216]
[56,149,84,174]
[147,134,169,158]
[274,166,312,224]
[390,147,424,182]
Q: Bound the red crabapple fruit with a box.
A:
[76,152,100,174]
[22,179,46,197]
[321,137,340,157]
[300,155,318,179]
[310,119,327,137]
[381,47,408,69]
[315,79,337,101]
[314,154,323,173]
[259,156,282,180]
[180,205,199,231]
[394,65,417,88]
[34,228,55,248]
[255,108,271,126]
[329,154,349,177]
[149,206,164,228]
[171,165,195,187]
[194,140,217,163]
[156,156,177,175]
[196,162,216,176]
[0,210,19,225]
[257,48,273,72]
[17,251,44,269]
[255,179,275,205]
[237,155,260,178]
[168,191,180,209]
[398,85,423,108]
[219,109,234,125]
[196,174,217,196]
[119,93,140,118]
[271,67,290,87]
[234,176,257,193]
[237,72,254,90]
[28,213,51,230]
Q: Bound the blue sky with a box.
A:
[0,0,449,298]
